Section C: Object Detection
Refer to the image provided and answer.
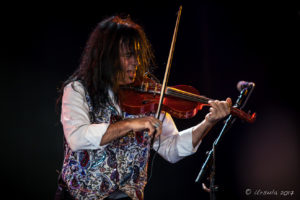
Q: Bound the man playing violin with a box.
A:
[55,16,231,200]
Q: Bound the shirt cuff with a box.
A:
[85,123,110,149]
[177,126,201,156]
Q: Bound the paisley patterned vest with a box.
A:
[60,82,152,200]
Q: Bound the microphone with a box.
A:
[237,81,255,92]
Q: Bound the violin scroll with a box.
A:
[231,107,256,123]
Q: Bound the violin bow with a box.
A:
[152,5,182,143]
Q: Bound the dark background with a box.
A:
[2,1,300,199]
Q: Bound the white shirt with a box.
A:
[61,81,201,163]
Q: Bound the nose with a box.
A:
[130,55,138,66]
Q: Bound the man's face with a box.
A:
[118,44,138,85]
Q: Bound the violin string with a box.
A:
[166,88,209,104]
[167,87,207,101]
[166,89,201,102]
[137,82,210,104]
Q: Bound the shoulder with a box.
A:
[62,81,88,103]
[64,81,85,96]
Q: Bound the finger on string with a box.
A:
[216,100,228,117]
[208,100,216,108]
[219,101,229,116]
[226,97,232,107]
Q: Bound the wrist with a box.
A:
[202,118,217,128]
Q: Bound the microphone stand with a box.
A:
[195,84,255,200]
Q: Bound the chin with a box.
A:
[126,80,134,85]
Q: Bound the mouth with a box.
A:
[127,69,136,76]
[129,76,134,80]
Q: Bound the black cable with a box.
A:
[147,112,166,183]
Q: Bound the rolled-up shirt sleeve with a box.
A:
[61,81,109,151]
[152,113,201,163]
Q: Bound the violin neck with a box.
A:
[126,82,211,104]
[166,87,210,104]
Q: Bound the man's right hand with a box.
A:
[100,116,162,146]
[126,116,162,138]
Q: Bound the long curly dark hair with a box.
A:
[56,15,155,113]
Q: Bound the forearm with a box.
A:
[100,120,131,145]
[192,119,215,148]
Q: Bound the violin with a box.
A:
[119,77,256,123]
